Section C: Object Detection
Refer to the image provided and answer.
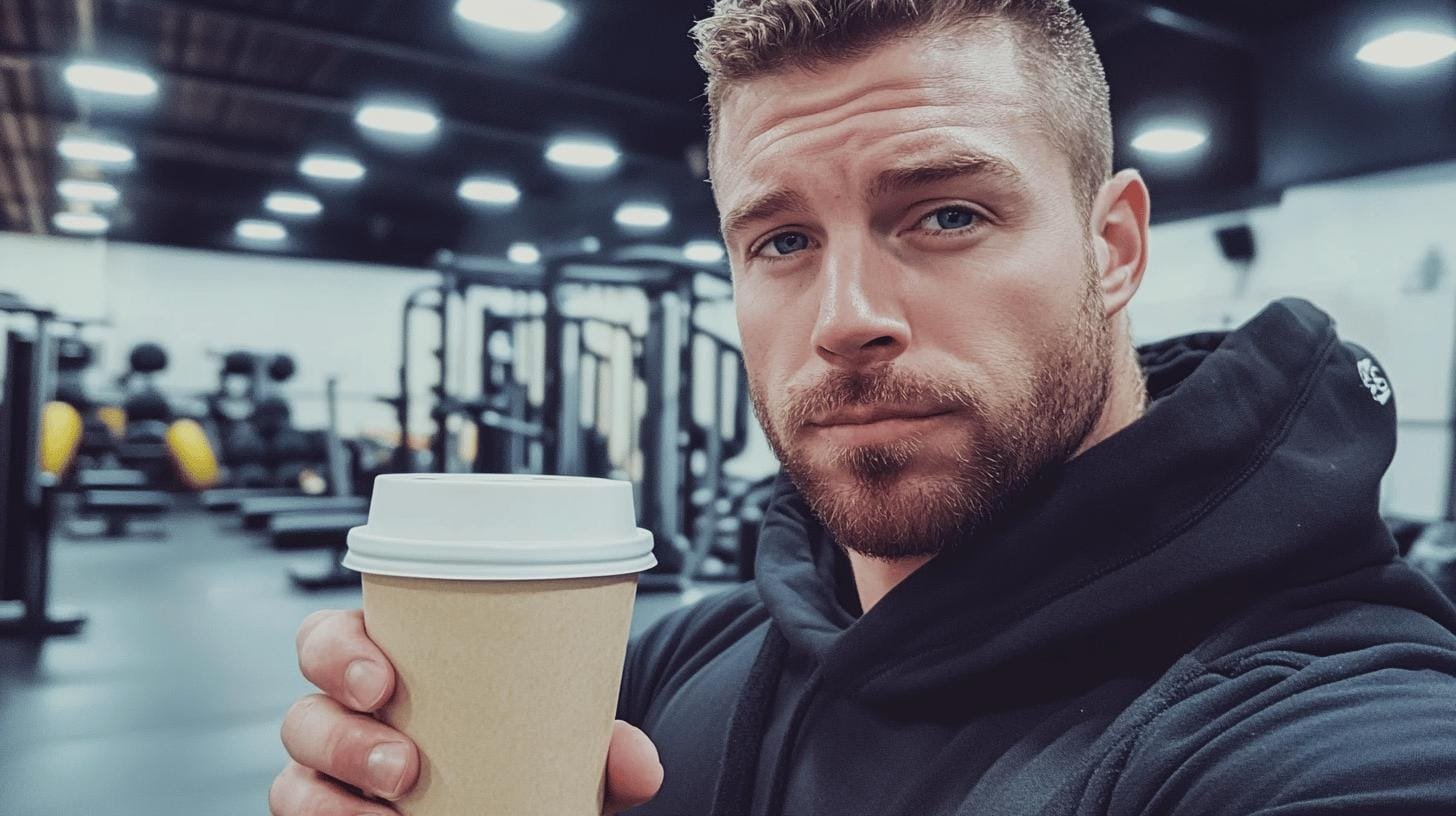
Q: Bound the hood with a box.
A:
[754,298,1412,705]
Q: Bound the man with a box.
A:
[270,1,1456,814]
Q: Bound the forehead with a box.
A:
[711,24,1051,205]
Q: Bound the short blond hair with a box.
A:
[692,0,1113,217]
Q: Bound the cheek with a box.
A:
[735,279,818,393]
[910,243,1090,379]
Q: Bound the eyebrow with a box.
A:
[868,151,1029,200]
[720,150,1027,243]
[721,188,812,244]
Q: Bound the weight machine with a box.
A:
[0,293,86,637]
[384,247,757,593]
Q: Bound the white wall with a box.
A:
[3,159,1455,511]
[1,235,439,438]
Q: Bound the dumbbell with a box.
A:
[129,342,168,375]
[267,354,296,383]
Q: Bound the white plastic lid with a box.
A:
[343,474,657,581]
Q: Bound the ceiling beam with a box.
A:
[0,85,48,234]
[0,50,691,172]
[0,112,471,219]
[1089,0,1254,51]
[0,175,467,242]
[3,109,718,226]
[1,110,536,205]
[108,0,697,124]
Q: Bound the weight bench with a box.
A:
[201,486,300,512]
[238,495,368,531]
[75,469,151,490]
[270,510,368,549]
[277,511,369,589]
[70,489,171,538]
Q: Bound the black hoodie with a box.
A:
[618,299,1456,816]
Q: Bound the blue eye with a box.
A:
[765,232,809,256]
[920,206,978,231]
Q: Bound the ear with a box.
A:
[1089,169,1151,319]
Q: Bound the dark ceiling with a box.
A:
[0,0,1452,268]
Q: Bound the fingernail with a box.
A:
[346,659,388,709]
[368,742,409,799]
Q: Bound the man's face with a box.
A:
[714,24,1115,559]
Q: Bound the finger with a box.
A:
[281,694,420,801]
[296,609,396,712]
[294,609,338,655]
[603,721,664,815]
[269,761,399,816]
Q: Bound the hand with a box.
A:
[270,609,663,815]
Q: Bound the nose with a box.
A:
[810,236,910,369]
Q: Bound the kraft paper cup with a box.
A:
[344,474,656,816]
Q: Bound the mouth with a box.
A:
[806,406,957,446]
[810,406,953,428]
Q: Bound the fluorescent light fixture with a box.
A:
[265,191,323,217]
[683,240,725,263]
[615,202,671,229]
[508,242,541,264]
[57,179,120,205]
[454,0,566,34]
[458,176,521,205]
[236,218,287,242]
[52,211,109,235]
[1357,30,1456,68]
[581,235,601,253]
[63,61,159,97]
[545,137,621,170]
[355,103,441,137]
[1131,127,1208,155]
[299,153,366,182]
[57,135,134,165]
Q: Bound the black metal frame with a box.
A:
[0,298,87,637]
[399,247,753,591]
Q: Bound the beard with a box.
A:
[750,271,1115,561]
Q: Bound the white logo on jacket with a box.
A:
[1357,358,1391,405]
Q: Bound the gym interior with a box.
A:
[1,2,1454,814]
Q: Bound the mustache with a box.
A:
[778,367,989,434]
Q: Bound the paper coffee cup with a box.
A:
[344,474,656,816]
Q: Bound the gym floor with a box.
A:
[0,505,698,816]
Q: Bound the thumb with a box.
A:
[604,720,664,815]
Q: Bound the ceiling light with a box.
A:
[236,219,287,242]
[508,242,541,264]
[299,153,366,182]
[458,176,521,205]
[57,135,134,165]
[545,137,621,170]
[57,179,120,205]
[615,202,671,229]
[265,191,323,217]
[683,240,725,263]
[1131,127,1208,155]
[355,103,441,137]
[581,236,601,253]
[52,211,109,235]
[63,61,158,97]
[1357,30,1456,68]
[454,0,566,34]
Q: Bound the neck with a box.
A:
[847,550,934,612]
[845,333,1148,613]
